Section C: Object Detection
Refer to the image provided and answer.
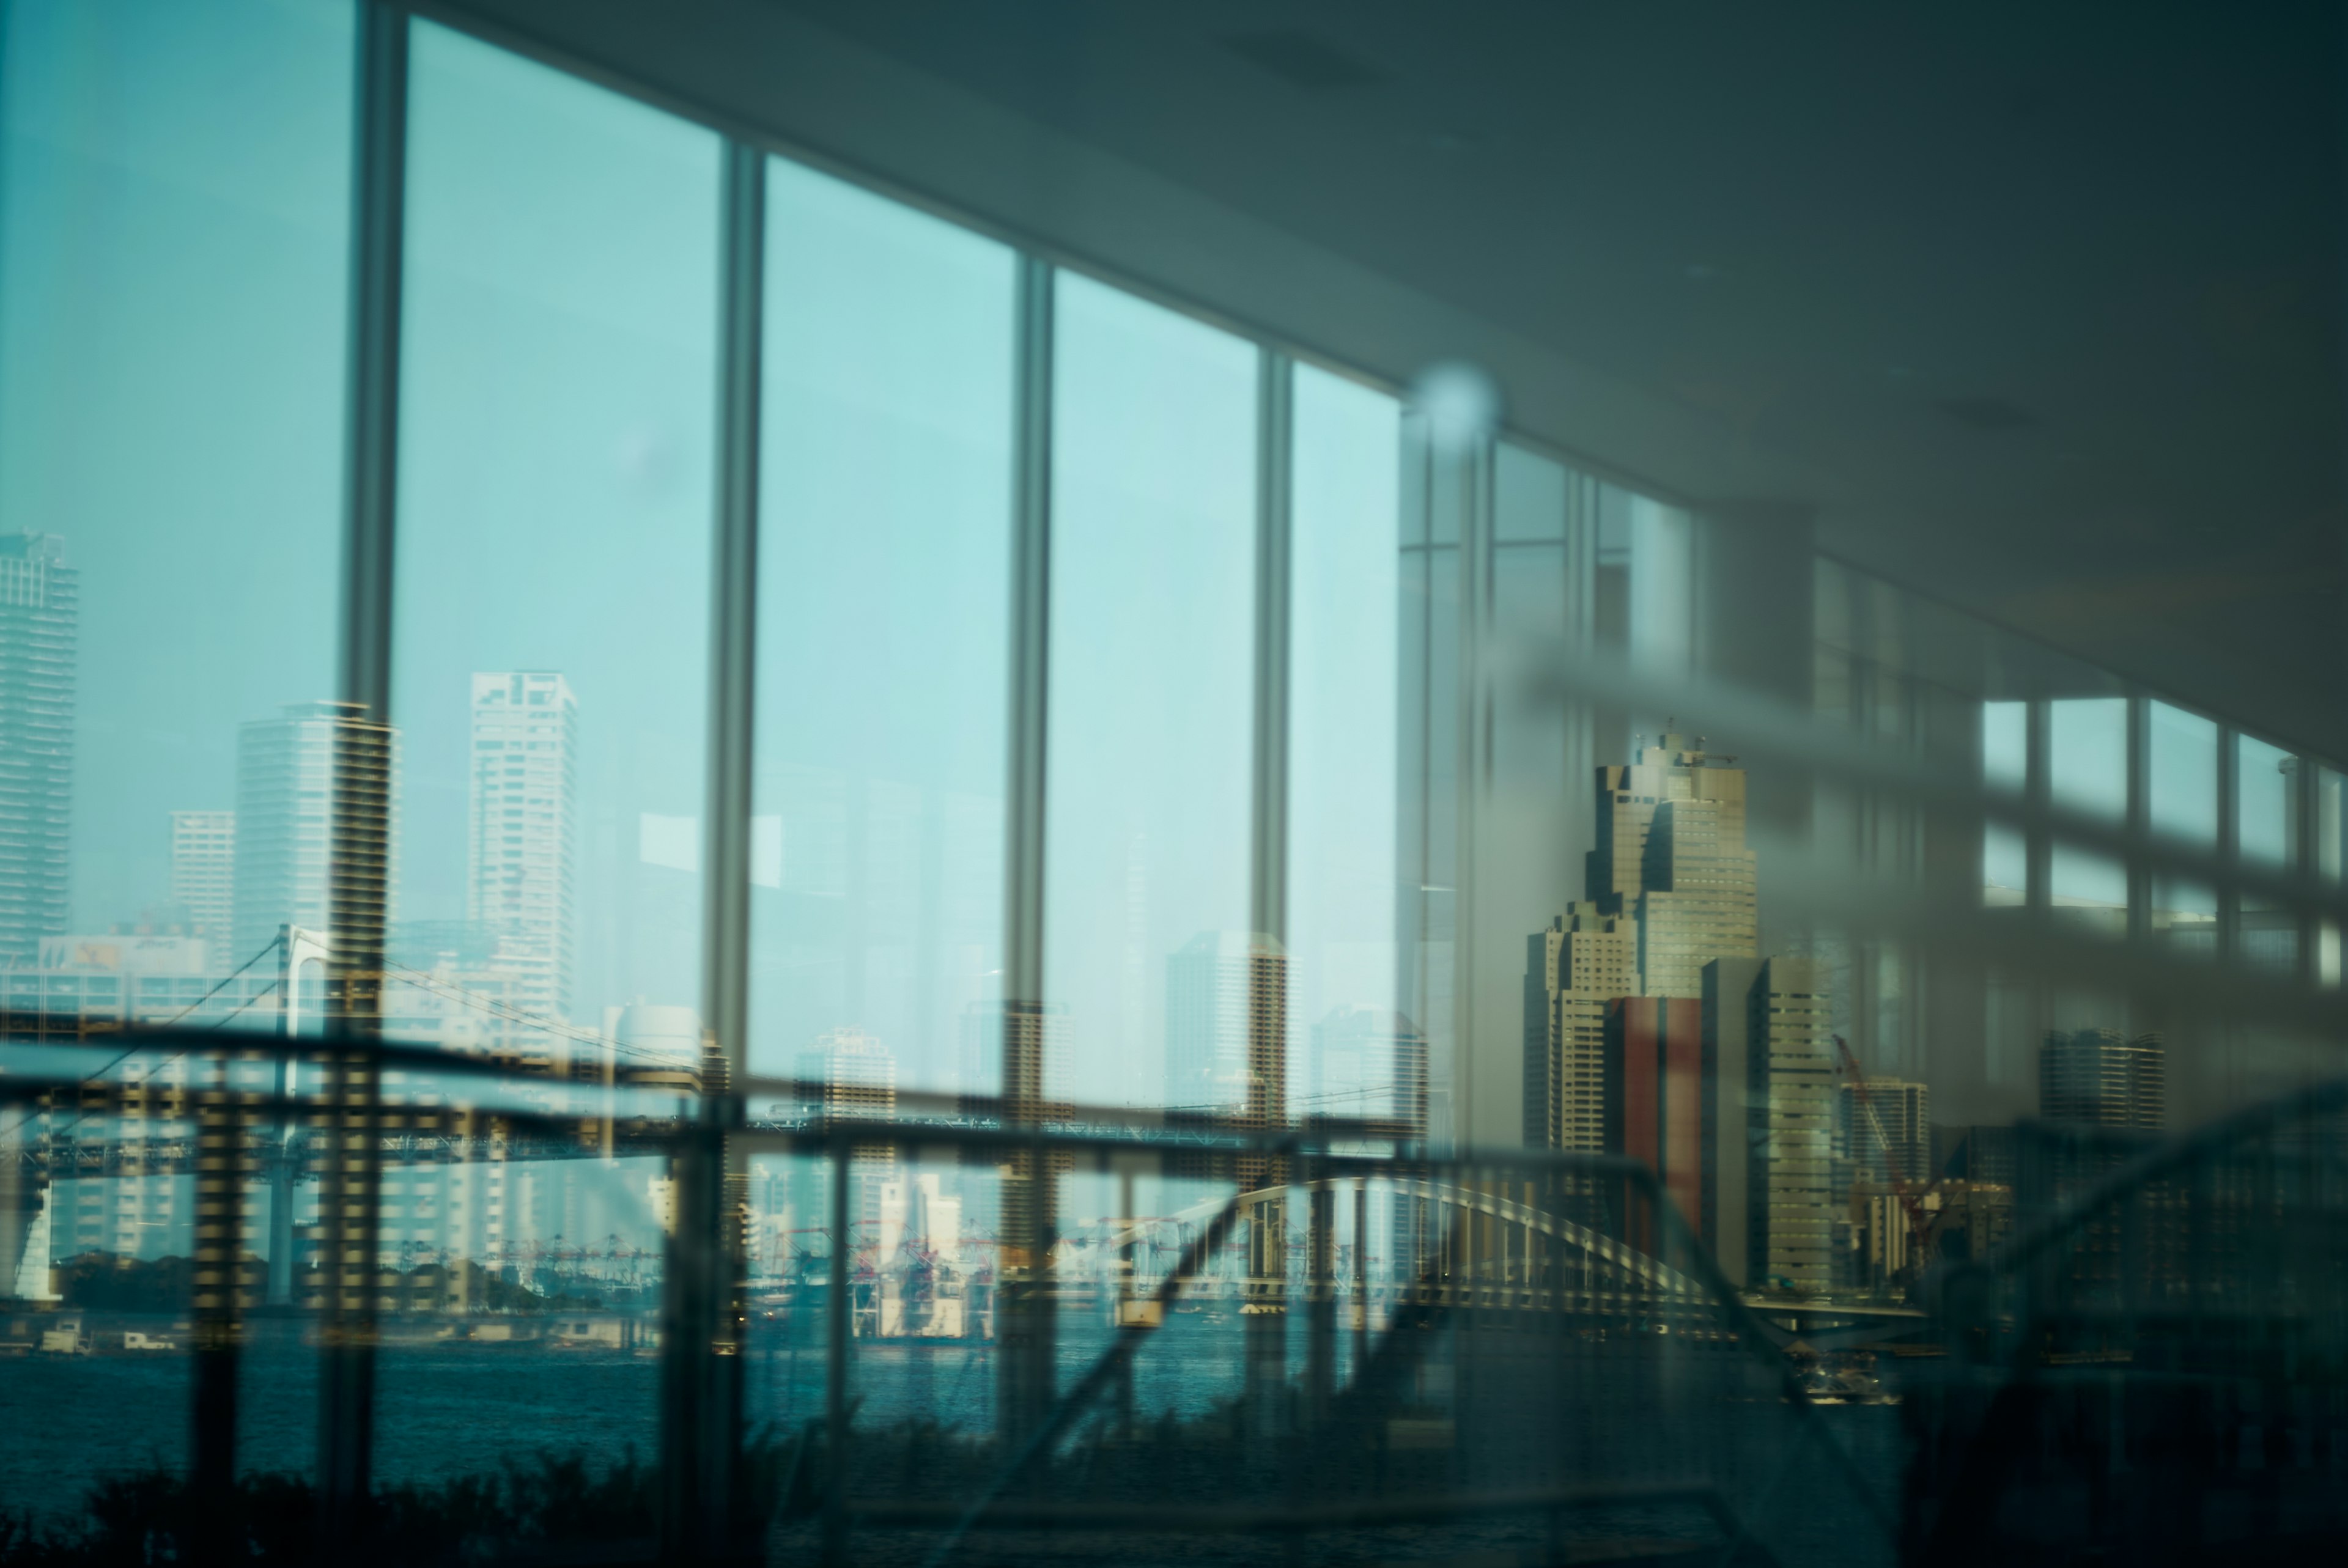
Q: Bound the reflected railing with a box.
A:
[11,1034,2348,1564]
[2,1025,1902,1567]
[1913,1081,2348,1566]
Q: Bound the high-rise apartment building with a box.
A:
[2039,1028,2165,1128]
[232,701,398,971]
[0,534,75,966]
[794,1027,901,1240]
[1165,931,1288,1131]
[1524,902,1638,1151]
[796,1025,899,1121]
[169,811,235,970]
[466,672,577,1026]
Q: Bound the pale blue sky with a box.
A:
[1,0,350,935]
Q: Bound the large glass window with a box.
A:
[385,19,720,1484]
[2237,733,2298,971]
[1288,366,1404,1130]
[747,158,1013,1093]
[2047,697,2126,913]
[1981,701,2027,904]
[1045,274,1256,1112]
[0,0,354,1508]
[2147,700,2218,945]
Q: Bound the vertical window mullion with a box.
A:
[1250,350,1293,953]
[317,1,408,1545]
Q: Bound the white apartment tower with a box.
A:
[232,701,399,967]
[467,672,577,1026]
[169,811,236,969]
[0,534,75,966]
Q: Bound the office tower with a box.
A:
[1746,956,1837,1295]
[1702,957,1763,1286]
[1606,996,1703,1248]
[2039,1028,2165,1128]
[1839,1077,1931,1185]
[169,811,236,970]
[231,701,399,971]
[1165,931,1288,1132]
[1704,954,1838,1296]
[466,672,577,1025]
[1524,902,1637,1151]
[1309,1006,1429,1140]
[1590,730,1749,903]
[0,534,75,967]
[1636,796,1759,998]
[1572,732,1759,999]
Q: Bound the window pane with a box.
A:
[2237,734,2298,972]
[1046,276,1256,1111]
[0,0,353,1509]
[387,20,718,1489]
[748,158,1013,1092]
[2047,698,2125,911]
[2148,700,2216,925]
[1981,701,2026,902]
[2237,735,2295,867]
[1289,366,1406,1130]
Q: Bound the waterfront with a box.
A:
[0,1312,1907,1567]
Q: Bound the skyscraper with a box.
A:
[1581,732,1760,997]
[232,701,399,969]
[1744,955,1838,1295]
[2039,1028,2165,1128]
[0,534,75,966]
[169,811,235,970]
[467,672,577,1026]
[1838,1077,1932,1185]
[1165,931,1288,1131]
[1607,995,1704,1247]
[1524,902,1638,1151]
[1636,795,1759,998]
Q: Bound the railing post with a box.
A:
[190,1051,249,1561]
[822,1135,851,1567]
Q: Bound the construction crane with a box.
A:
[1831,1034,1935,1266]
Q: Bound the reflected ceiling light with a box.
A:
[1409,359,1503,445]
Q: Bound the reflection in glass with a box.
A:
[384,20,717,1487]
[2148,701,2217,944]
[0,0,354,1508]
[1045,274,1255,1110]
[1289,368,1405,1130]
[2047,697,2124,912]
[748,158,1013,1092]
[1981,701,2026,902]
[2237,734,2298,971]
